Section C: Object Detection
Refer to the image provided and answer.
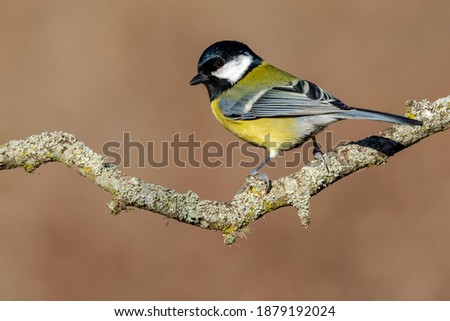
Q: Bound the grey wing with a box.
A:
[238,80,351,120]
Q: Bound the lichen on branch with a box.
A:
[1,96,449,244]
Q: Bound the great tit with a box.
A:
[190,40,422,175]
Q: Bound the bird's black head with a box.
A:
[189,40,263,100]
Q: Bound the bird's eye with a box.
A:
[214,59,225,68]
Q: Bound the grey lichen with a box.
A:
[0,96,449,244]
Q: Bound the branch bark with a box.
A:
[1,96,449,244]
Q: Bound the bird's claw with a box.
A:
[313,147,330,172]
[312,136,330,172]
[236,172,271,195]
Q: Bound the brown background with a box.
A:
[1,1,449,300]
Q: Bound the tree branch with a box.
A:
[1,96,449,244]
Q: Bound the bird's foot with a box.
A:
[312,137,330,172]
[313,147,330,172]
[236,171,271,195]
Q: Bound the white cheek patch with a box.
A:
[212,54,253,84]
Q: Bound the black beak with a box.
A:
[189,73,208,86]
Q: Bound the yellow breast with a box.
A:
[209,62,302,156]
[211,100,301,155]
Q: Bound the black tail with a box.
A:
[335,107,422,126]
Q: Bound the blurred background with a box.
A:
[0,0,449,300]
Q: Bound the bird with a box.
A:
[189,40,422,179]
